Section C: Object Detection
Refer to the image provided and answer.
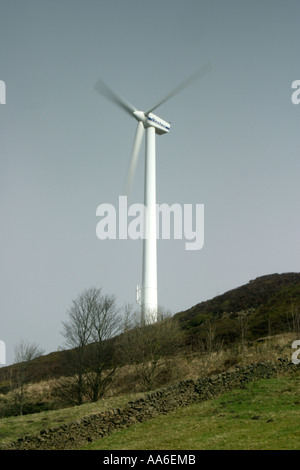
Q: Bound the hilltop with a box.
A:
[175,272,300,344]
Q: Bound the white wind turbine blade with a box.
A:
[94,78,137,117]
[124,121,145,196]
[146,62,213,114]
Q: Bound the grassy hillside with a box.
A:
[1,272,299,387]
[1,273,299,450]
[0,273,300,409]
[0,391,146,448]
[0,333,298,449]
[81,374,300,450]
[176,273,300,344]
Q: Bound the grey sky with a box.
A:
[1,0,299,365]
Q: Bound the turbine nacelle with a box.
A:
[145,113,170,135]
[133,110,170,135]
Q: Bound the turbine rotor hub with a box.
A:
[133,110,147,123]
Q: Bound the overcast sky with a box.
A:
[1,0,299,365]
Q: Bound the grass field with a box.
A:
[81,374,300,450]
[0,392,146,447]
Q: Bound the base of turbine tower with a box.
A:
[141,301,158,325]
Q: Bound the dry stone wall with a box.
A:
[2,358,297,450]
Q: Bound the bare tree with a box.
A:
[85,293,121,401]
[118,306,184,391]
[59,287,121,405]
[288,295,300,335]
[61,288,95,404]
[12,340,45,415]
[14,341,44,363]
[234,311,250,350]
[192,319,223,355]
[202,320,217,354]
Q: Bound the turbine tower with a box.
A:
[95,63,212,324]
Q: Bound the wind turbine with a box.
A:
[94,62,212,324]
